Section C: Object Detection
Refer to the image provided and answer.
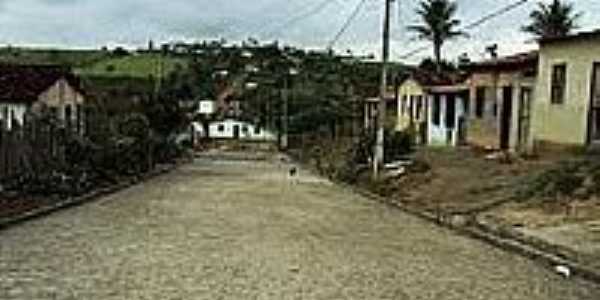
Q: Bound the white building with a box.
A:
[192,119,276,141]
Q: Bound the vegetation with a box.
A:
[517,156,600,202]
[522,0,581,38]
[408,0,464,68]
[0,47,108,67]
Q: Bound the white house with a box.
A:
[204,119,276,141]
[0,64,85,131]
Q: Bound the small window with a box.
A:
[551,64,567,104]
[254,126,261,135]
[242,126,248,133]
[401,95,407,115]
[432,94,441,126]
[217,124,225,132]
[475,87,485,118]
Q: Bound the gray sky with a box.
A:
[0,0,597,63]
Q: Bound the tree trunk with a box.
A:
[434,41,442,73]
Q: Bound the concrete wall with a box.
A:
[532,37,600,146]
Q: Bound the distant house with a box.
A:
[0,64,85,131]
[397,72,461,145]
[208,119,276,141]
[396,71,468,146]
[465,51,538,151]
[531,30,600,147]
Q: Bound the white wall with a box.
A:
[208,119,276,141]
[427,93,467,146]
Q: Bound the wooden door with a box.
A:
[500,86,513,150]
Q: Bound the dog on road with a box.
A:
[288,166,299,184]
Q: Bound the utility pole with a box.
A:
[374,0,393,177]
[282,76,289,150]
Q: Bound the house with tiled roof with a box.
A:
[0,64,85,131]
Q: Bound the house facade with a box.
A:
[465,52,537,151]
[531,31,600,147]
[0,65,85,131]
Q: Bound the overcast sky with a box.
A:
[0,0,597,63]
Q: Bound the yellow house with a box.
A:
[397,78,426,132]
[532,30,600,147]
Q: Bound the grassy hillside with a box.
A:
[75,54,189,79]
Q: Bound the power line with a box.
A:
[396,0,530,60]
[327,0,369,50]
[261,0,337,38]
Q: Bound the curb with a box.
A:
[0,164,180,232]
[333,179,600,284]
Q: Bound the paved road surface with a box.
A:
[1,154,599,299]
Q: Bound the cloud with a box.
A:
[0,0,596,63]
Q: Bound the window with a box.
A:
[551,64,567,104]
[475,87,485,118]
[254,126,261,135]
[217,124,225,132]
[242,126,248,133]
[401,95,407,115]
[432,94,441,126]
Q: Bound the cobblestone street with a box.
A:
[1,154,599,299]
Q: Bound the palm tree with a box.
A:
[408,0,464,70]
[522,0,581,38]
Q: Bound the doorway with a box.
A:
[589,63,600,144]
[500,86,513,150]
[518,87,532,150]
[233,125,240,139]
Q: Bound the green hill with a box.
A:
[75,54,188,79]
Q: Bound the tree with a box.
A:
[522,0,580,38]
[408,0,464,70]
